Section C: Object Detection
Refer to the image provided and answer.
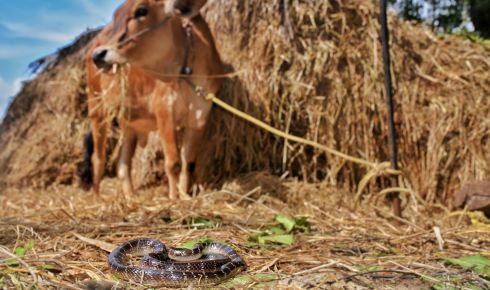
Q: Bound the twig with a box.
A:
[373,206,424,231]
[343,269,417,281]
[257,258,280,273]
[446,239,483,252]
[389,261,441,283]
[233,186,262,206]
[292,261,338,276]
[433,226,445,251]
[279,0,295,42]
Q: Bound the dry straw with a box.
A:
[201,0,490,204]
[1,177,489,288]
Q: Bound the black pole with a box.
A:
[380,0,402,217]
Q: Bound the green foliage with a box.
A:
[258,235,294,246]
[355,265,384,272]
[178,236,212,249]
[183,216,221,228]
[444,255,490,279]
[432,284,460,290]
[436,0,465,33]
[14,240,34,258]
[389,0,423,21]
[39,262,62,273]
[275,214,312,233]
[454,28,490,45]
[223,273,278,288]
[4,240,36,267]
[294,216,312,233]
[14,247,26,257]
[389,0,490,37]
[433,282,482,290]
[469,0,490,37]
[275,214,296,233]
[248,215,311,246]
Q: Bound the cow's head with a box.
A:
[92,0,207,72]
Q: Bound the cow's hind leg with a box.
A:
[81,131,94,190]
[118,128,138,195]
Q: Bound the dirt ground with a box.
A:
[1,174,489,289]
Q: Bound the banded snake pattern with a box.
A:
[108,238,246,287]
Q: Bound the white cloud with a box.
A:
[77,0,107,19]
[75,0,123,24]
[0,76,23,118]
[0,76,23,100]
[2,21,75,43]
[0,44,38,59]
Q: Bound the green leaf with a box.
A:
[184,216,217,228]
[295,217,312,233]
[388,246,401,255]
[15,247,25,257]
[247,233,263,243]
[40,263,62,272]
[269,226,286,235]
[223,273,278,288]
[194,217,213,227]
[179,236,211,249]
[14,240,35,258]
[275,215,296,233]
[432,284,459,290]
[3,258,19,267]
[433,282,481,290]
[258,234,294,246]
[445,255,490,279]
[356,265,384,272]
[25,240,34,251]
[463,284,485,290]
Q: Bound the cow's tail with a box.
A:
[81,131,94,190]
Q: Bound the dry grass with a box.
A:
[1,176,489,289]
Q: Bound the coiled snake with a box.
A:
[108,238,246,287]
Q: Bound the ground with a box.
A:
[1,174,489,289]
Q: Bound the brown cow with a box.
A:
[83,0,224,200]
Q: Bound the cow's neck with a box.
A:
[145,16,224,95]
[176,15,224,95]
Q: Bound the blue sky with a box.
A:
[0,0,125,119]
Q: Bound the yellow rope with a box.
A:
[206,93,402,177]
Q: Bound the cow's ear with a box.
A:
[166,0,207,18]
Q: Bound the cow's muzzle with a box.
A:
[92,47,126,71]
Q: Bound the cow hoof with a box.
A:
[179,192,192,200]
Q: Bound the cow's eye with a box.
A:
[134,6,149,18]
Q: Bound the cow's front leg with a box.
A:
[90,117,107,195]
[178,127,206,199]
[156,115,181,200]
[118,128,138,195]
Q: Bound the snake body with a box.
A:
[108,238,246,287]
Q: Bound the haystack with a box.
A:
[202,0,490,203]
[1,0,489,205]
[0,30,98,189]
